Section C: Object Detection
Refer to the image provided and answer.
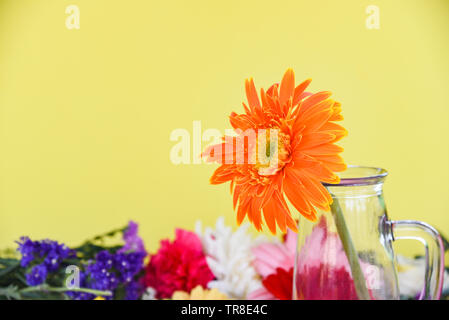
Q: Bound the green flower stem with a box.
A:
[20,284,112,297]
[330,197,371,300]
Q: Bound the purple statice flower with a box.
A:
[79,249,145,300]
[115,252,141,274]
[66,271,96,300]
[44,242,74,272]
[124,280,143,300]
[16,237,39,267]
[78,221,145,297]
[118,221,146,255]
[16,237,75,271]
[86,251,119,293]
[26,264,48,286]
[114,251,146,283]
[67,291,95,300]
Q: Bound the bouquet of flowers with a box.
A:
[0,217,448,300]
[0,221,146,300]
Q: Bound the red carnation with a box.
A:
[143,229,214,299]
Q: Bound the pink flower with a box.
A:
[296,216,376,300]
[249,216,378,300]
[251,229,297,278]
[143,229,214,299]
[248,229,297,299]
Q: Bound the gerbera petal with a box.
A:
[290,154,318,169]
[297,91,332,117]
[245,78,261,110]
[292,79,312,106]
[233,184,242,209]
[286,168,328,214]
[252,243,287,271]
[302,143,344,156]
[300,132,336,149]
[274,206,287,233]
[279,68,295,106]
[329,113,344,121]
[210,165,236,184]
[302,107,333,133]
[285,209,299,232]
[290,132,303,151]
[247,287,277,300]
[298,177,332,210]
[251,196,264,231]
[262,198,277,234]
[320,122,348,142]
[260,88,268,107]
[274,191,299,233]
[270,193,287,233]
[303,163,340,184]
[260,183,275,210]
[320,122,347,133]
[300,99,334,122]
[230,112,255,130]
[266,83,279,97]
[237,194,252,223]
[315,154,347,172]
[284,174,317,221]
[314,154,344,163]
[203,142,234,164]
[320,160,347,172]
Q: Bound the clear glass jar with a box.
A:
[293,166,445,300]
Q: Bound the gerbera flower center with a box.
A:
[255,130,291,176]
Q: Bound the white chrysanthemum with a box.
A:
[142,287,157,300]
[195,217,264,299]
[397,255,449,298]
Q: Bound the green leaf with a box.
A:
[77,226,127,247]
[0,259,20,278]
[0,285,21,300]
[20,291,66,300]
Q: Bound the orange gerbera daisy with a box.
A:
[202,69,347,234]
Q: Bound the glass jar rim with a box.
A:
[323,165,388,187]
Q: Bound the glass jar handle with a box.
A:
[390,220,445,300]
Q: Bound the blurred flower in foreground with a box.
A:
[247,229,296,299]
[143,229,214,299]
[142,287,157,300]
[17,237,74,269]
[67,250,145,300]
[295,216,377,300]
[261,267,294,300]
[251,228,297,278]
[25,264,48,286]
[196,217,262,299]
[118,220,147,255]
[202,69,347,234]
[16,237,75,286]
[397,255,449,299]
[172,285,229,300]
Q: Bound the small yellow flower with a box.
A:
[172,285,229,300]
[94,296,106,300]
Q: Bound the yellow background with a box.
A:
[1,0,448,258]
